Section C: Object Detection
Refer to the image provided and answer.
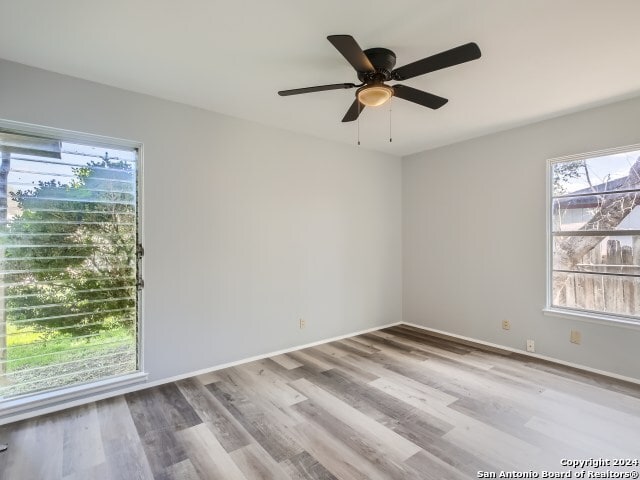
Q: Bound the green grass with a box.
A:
[6,322,135,371]
[2,321,137,398]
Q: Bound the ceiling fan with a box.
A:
[278,35,481,122]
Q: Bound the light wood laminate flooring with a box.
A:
[1,324,640,479]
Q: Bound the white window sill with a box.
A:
[543,307,640,330]
[0,371,148,423]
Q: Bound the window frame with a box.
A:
[0,118,147,417]
[545,143,640,328]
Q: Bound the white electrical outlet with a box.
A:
[299,318,306,329]
[526,339,535,352]
[502,320,511,330]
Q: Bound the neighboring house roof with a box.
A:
[556,176,628,209]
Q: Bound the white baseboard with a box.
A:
[0,321,401,425]
[400,322,640,386]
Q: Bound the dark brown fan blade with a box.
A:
[278,83,356,96]
[342,98,365,122]
[392,42,481,81]
[327,35,375,73]
[392,85,448,109]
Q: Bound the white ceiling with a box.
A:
[1,0,640,156]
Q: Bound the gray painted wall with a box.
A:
[403,96,640,381]
[0,59,403,383]
[2,55,639,395]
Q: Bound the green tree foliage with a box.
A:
[552,159,585,195]
[2,156,137,338]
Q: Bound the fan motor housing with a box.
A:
[359,48,396,82]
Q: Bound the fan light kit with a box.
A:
[357,85,393,107]
[278,35,481,125]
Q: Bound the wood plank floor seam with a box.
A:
[1,325,639,479]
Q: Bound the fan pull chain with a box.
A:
[357,101,361,146]
[389,97,393,143]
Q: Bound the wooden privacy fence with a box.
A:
[555,239,640,315]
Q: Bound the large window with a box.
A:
[549,145,640,323]
[0,126,141,401]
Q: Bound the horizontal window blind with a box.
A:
[0,130,140,400]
